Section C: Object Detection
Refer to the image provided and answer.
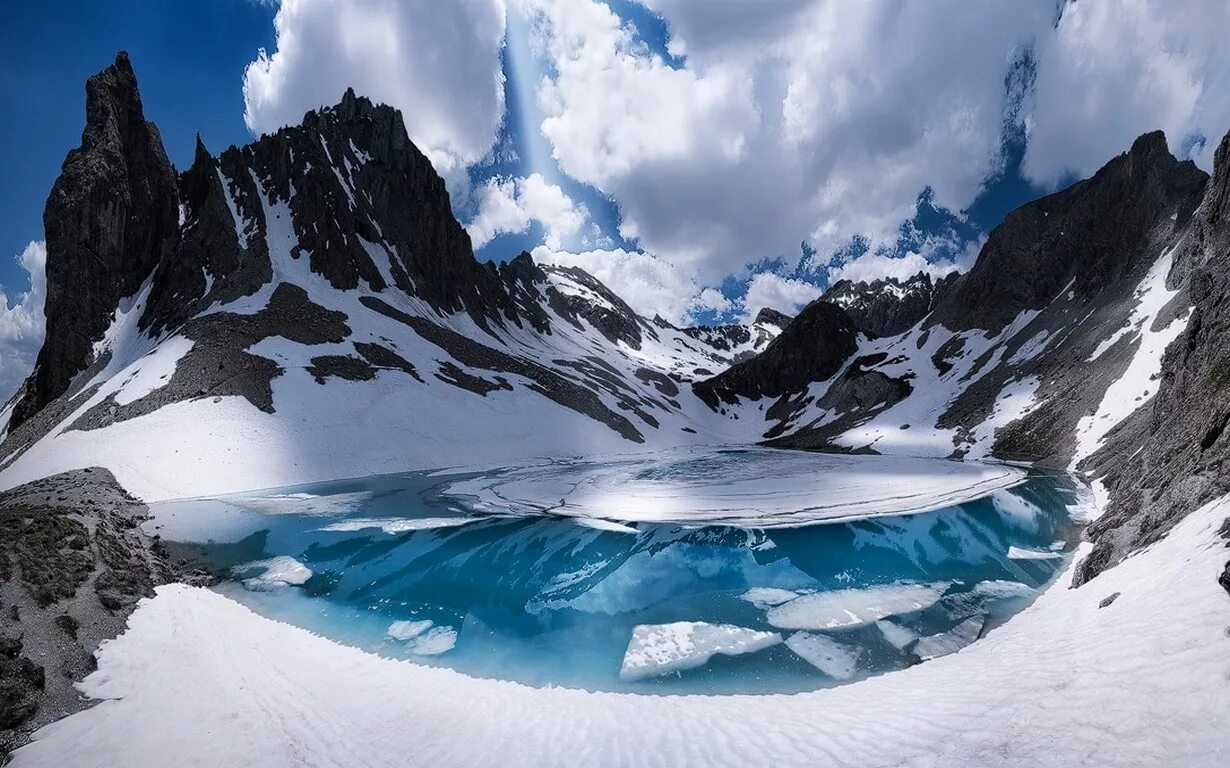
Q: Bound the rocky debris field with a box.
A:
[0,469,208,758]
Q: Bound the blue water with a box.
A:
[149,454,1085,694]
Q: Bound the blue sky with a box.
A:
[1,0,1226,377]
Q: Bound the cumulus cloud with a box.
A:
[826,250,969,287]
[0,241,47,405]
[467,173,589,250]
[1025,0,1230,184]
[243,0,507,194]
[522,0,1047,285]
[739,272,822,320]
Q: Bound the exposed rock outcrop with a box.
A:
[823,271,958,337]
[929,131,1206,334]
[694,301,859,407]
[1076,129,1230,583]
[11,53,179,430]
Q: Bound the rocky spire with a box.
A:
[10,52,180,430]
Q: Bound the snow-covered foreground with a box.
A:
[15,496,1229,767]
[441,448,1026,527]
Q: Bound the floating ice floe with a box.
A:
[785,632,861,680]
[386,620,433,642]
[971,580,1036,600]
[766,583,947,630]
[386,619,457,656]
[619,621,782,681]
[233,556,313,591]
[1007,546,1063,560]
[913,615,986,661]
[875,619,920,651]
[740,587,801,610]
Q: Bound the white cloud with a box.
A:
[467,173,588,250]
[521,0,1047,285]
[826,250,968,287]
[740,272,821,320]
[1025,0,1230,184]
[243,0,508,195]
[0,241,47,404]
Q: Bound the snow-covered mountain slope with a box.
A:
[693,129,1228,582]
[0,55,783,501]
[0,53,1226,593]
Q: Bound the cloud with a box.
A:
[739,272,822,320]
[243,0,507,195]
[1024,0,1230,184]
[0,241,47,405]
[826,249,969,287]
[467,173,588,250]
[521,0,1047,285]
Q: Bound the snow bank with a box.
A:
[12,496,1230,767]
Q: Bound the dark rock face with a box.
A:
[930,131,1206,334]
[1076,129,1230,584]
[11,53,179,430]
[823,271,958,337]
[694,301,859,407]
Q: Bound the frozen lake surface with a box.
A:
[149,449,1084,694]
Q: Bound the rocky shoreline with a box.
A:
[0,469,209,759]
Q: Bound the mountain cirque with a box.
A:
[0,52,1228,757]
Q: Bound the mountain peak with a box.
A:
[1129,129,1169,158]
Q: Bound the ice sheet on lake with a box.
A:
[619,622,781,681]
[785,633,861,680]
[740,587,801,609]
[875,619,920,651]
[233,556,312,591]
[913,615,986,661]
[442,448,1026,528]
[766,583,947,630]
[320,517,478,534]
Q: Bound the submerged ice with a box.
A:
[154,450,1082,694]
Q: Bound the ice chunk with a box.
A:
[740,587,800,609]
[913,615,986,660]
[406,626,458,656]
[785,632,861,680]
[387,620,433,642]
[876,619,919,651]
[1007,546,1062,560]
[766,583,947,630]
[619,622,782,681]
[971,580,1035,600]
[233,556,312,591]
